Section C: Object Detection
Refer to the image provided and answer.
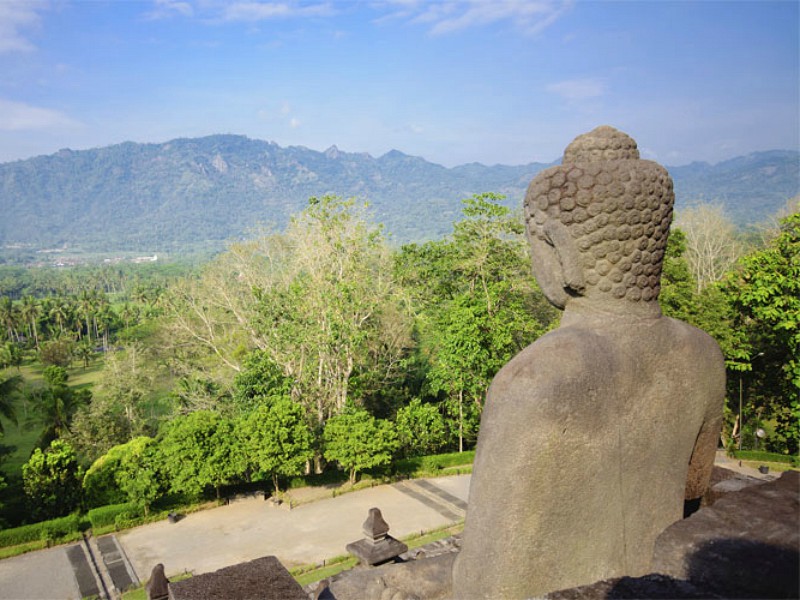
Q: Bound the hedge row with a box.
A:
[394,450,476,476]
[87,502,141,530]
[0,513,85,548]
[731,450,799,465]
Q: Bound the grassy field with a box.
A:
[1,358,104,475]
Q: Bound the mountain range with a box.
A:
[1,135,797,254]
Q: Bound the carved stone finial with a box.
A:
[363,507,390,542]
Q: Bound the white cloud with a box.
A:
[144,0,195,20]
[0,1,47,53]
[0,99,81,131]
[221,2,334,22]
[546,78,607,101]
[377,0,572,35]
[289,117,301,128]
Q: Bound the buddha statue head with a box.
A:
[523,125,675,311]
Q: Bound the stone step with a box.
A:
[96,535,139,595]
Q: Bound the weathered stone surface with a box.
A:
[168,556,305,600]
[452,126,726,599]
[545,573,720,599]
[653,470,799,599]
[324,553,455,600]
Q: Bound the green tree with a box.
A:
[115,436,163,516]
[92,344,154,434]
[251,196,412,428]
[238,397,313,494]
[397,194,555,451]
[67,394,133,463]
[19,295,41,349]
[82,442,131,508]
[0,297,20,343]
[38,338,74,368]
[232,350,293,413]
[323,405,398,485]
[43,365,68,387]
[0,373,22,434]
[723,212,800,453]
[159,411,243,499]
[0,342,23,371]
[28,367,89,449]
[74,340,95,369]
[47,298,73,337]
[22,439,83,520]
[395,398,448,457]
[169,376,226,415]
[427,294,496,452]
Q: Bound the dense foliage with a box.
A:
[0,195,797,531]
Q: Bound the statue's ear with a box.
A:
[543,220,585,294]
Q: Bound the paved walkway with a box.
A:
[119,475,471,580]
[0,544,83,600]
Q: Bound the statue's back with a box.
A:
[452,127,725,599]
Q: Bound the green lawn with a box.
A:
[1,358,104,476]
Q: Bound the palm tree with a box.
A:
[48,297,71,336]
[27,380,88,449]
[119,302,139,329]
[19,296,42,349]
[77,290,96,342]
[0,297,20,343]
[74,340,95,369]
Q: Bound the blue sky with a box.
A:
[0,0,797,167]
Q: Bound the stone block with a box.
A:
[168,556,305,600]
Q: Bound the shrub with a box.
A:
[87,502,140,530]
[732,450,799,465]
[114,510,140,531]
[0,513,84,548]
[394,450,475,477]
[83,450,128,508]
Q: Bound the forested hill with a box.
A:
[0,135,797,252]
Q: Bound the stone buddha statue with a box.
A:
[452,126,725,599]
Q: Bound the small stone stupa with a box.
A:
[346,507,408,566]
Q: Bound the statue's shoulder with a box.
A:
[662,316,724,361]
[497,326,613,386]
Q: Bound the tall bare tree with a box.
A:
[676,203,742,292]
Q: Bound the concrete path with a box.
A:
[118,475,471,581]
[0,545,83,600]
